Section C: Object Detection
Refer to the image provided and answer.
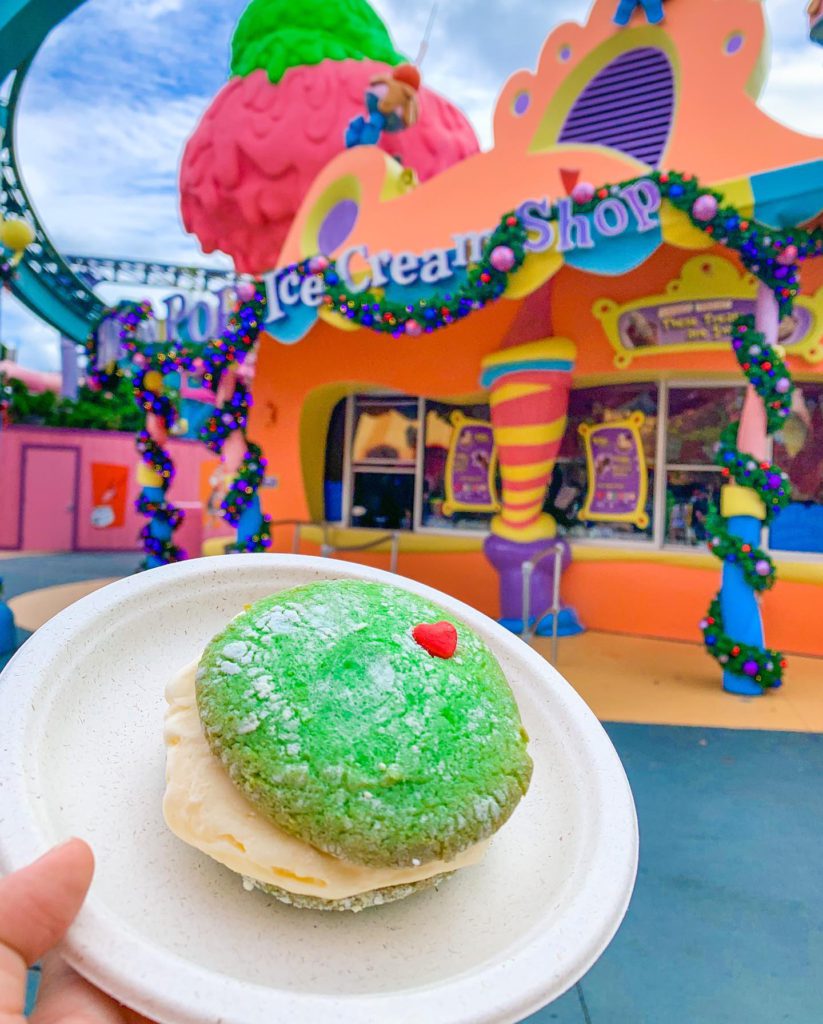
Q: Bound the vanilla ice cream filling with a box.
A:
[163,662,488,900]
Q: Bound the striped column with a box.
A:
[480,339,582,635]
[481,339,577,543]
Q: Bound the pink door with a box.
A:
[21,446,79,551]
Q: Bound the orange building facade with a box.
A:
[233,0,823,658]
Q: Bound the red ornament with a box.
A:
[506,215,518,226]
[412,621,458,659]
[741,545,751,553]
[660,174,669,183]
[762,361,772,371]
[732,646,741,656]
[598,188,609,199]
[480,272,491,283]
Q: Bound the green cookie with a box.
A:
[196,580,532,868]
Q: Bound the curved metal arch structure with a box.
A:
[1,0,103,341]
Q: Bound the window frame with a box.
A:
[334,382,822,561]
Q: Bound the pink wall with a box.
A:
[0,425,232,554]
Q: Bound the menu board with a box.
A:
[618,299,811,350]
[443,412,500,516]
[578,412,649,528]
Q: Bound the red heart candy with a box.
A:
[412,621,457,659]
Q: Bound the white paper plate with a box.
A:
[0,555,637,1024]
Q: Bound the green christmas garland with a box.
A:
[699,317,793,689]
[308,213,528,335]
[312,169,820,333]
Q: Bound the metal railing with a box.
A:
[267,519,325,555]
[521,544,564,664]
[320,531,400,575]
[268,519,400,574]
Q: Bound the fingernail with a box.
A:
[35,838,81,862]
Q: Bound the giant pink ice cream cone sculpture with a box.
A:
[480,339,577,543]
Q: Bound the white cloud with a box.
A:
[15,91,210,256]
[1,295,61,372]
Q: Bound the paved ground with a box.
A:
[0,553,141,668]
[526,724,823,1023]
[5,554,822,1023]
[0,552,141,599]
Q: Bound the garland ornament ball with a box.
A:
[691,193,719,222]
[570,181,596,205]
[490,245,516,272]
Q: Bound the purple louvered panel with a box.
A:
[558,48,674,167]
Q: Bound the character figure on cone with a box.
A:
[346,64,421,148]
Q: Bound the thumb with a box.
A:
[0,840,94,1019]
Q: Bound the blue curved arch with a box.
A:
[1,0,103,341]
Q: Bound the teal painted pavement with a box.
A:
[525,723,823,1023]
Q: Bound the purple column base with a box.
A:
[484,534,584,637]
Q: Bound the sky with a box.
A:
[2,0,822,371]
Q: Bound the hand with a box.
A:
[0,839,153,1023]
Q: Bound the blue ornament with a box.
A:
[668,184,684,197]
[705,635,717,646]
[613,0,664,26]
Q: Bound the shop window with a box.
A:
[666,386,744,465]
[552,384,658,542]
[664,386,744,548]
[330,394,498,534]
[421,401,496,532]
[770,383,823,554]
[664,470,721,546]
[349,396,418,531]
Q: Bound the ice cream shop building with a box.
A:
[181,0,823,688]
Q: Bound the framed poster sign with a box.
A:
[443,412,500,516]
[578,412,649,529]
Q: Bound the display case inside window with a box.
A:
[351,471,415,530]
[770,382,823,554]
[552,384,658,542]
[420,400,497,532]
